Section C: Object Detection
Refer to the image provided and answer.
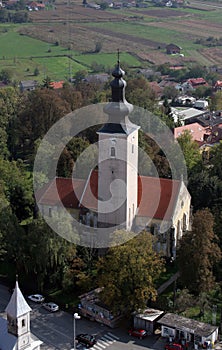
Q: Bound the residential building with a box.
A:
[133,308,164,334]
[171,107,207,125]
[19,80,38,92]
[158,313,218,347]
[166,44,181,55]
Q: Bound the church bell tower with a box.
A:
[5,278,32,349]
[97,55,140,230]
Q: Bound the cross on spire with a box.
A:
[117,48,120,66]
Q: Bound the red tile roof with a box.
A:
[187,78,207,87]
[36,177,86,208]
[50,81,64,89]
[174,122,208,142]
[138,176,180,220]
[214,80,222,89]
[37,172,181,221]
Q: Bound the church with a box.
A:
[0,279,42,350]
[36,60,191,259]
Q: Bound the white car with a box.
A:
[28,294,45,303]
[43,302,59,312]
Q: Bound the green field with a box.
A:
[1,0,222,81]
[0,28,143,81]
[74,52,141,68]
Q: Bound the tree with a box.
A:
[174,288,194,313]
[210,91,222,111]
[0,158,34,222]
[126,77,157,112]
[162,86,178,100]
[0,69,13,84]
[210,141,222,180]
[177,209,221,294]
[60,84,83,111]
[188,170,222,211]
[42,76,53,89]
[34,67,40,76]
[177,130,202,175]
[94,41,102,53]
[96,231,165,315]
[73,70,88,83]
[10,88,71,162]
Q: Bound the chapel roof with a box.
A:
[5,281,31,318]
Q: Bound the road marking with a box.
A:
[94,343,106,349]
[103,335,116,342]
[107,333,119,340]
[92,333,119,350]
[93,344,106,350]
[101,337,113,344]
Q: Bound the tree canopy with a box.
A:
[177,209,221,294]
[96,231,165,315]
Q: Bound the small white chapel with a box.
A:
[0,279,42,350]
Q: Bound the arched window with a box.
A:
[22,319,25,327]
[111,147,115,157]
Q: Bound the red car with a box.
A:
[165,343,183,350]
[128,328,147,339]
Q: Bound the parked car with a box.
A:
[128,328,147,339]
[28,294,45,303]
[76,334,97,348]
[165,343,183,350]
[42,302,59,312]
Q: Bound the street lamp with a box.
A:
[73,312,81,350]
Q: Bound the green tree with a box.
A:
[177,130,202,175]
[34,67,40,76]
[10,88,71,162]
[209,91,222,111]
[0,69,13,84]
[177,209,221,294]
[188,170,222,211]
[96,231,165,315]
[0,158,34,221]
[126,77,157,111]
[210,141,222,180]
[174,288,194,313]
[42,76,53,89]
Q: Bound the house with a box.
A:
[166,44,181,55]
[27,1,45,10]
[19,80,38,92]
[194,99,209,110]
[182,78,208,92]
[0,279,42,349]
[86,2,101,9]
[84,73,109,84]
[214,80,222,91]
[158,312,218,347]
[50,80,64,89]
[174,122,209,144]
[172,95,196,107]
[35,61,191,259]
[133,308,164,334]
[78,288,122,327]
[171,107,207,125]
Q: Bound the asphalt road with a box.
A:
[0,283,163,350]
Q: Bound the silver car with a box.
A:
[43,302,59,312]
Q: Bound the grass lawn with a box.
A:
[0,27,142,81]
[74,52,142,68]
